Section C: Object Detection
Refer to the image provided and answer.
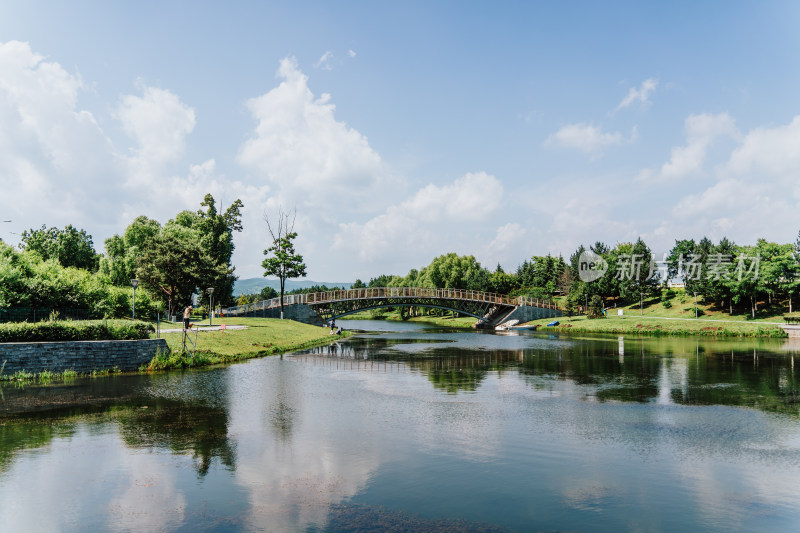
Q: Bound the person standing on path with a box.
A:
[184,305,192,331]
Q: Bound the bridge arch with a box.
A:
[223,287,561,327]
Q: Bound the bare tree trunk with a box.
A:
[279,281,285,320]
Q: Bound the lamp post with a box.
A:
[207,287,215,326]
[694,291,698,319]
[131,279,139,320]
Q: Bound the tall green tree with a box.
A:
[421,253,490,291]
[20,224,100,271]
[136,225,212,317]
[169,194,243,307]
[262,209,307,319]
[195,194,243,306]
[99,216,161,285]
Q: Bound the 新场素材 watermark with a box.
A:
[577,250,760,283]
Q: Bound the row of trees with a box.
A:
[356,252,568,300]
[1,194,243,318]
[357,231,800,319]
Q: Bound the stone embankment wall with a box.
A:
[497,305,562,325]
[0,339,168,374]
[782,325,800,338]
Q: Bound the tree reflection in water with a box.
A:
[115,400,235,476]
[0,378,237,477]
[300,334,800,415]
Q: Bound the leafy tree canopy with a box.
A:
[20,224,100,271]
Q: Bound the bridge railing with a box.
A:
[222,287,560,316]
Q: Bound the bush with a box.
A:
[0,319,153,342]
[588,295,603,319]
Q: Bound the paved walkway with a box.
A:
[160,325,249,333]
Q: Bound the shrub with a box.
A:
[0,319,153,343]
[588,295,603,319]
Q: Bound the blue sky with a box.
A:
[1,1,799,281]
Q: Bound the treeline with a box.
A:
[0,194,243,319]
[359,232,800,319]
[353,252,568,301]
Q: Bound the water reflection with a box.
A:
[1,328,800,531]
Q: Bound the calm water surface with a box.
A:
[2,322,800,532]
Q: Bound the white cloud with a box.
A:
[313,50,334,70]
[0,40,269,267]
[116,83,196,170]
[636,112,738,182]
[237,57,395,210]
[0,40,117,227]
[726,115,800,181]
[616,77,658,111]
[348,49,357,58]
[546,123,632,154]
[486,222,528,264]
[332,172,503,271]
[649,115,800,247]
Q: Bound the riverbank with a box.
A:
[148,317,352,370]
[528,314,787,337]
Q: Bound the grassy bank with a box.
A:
[148,317,351,371]
[337,289,792,338]
[528,314,786,337]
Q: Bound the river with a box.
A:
[2,321,800,532]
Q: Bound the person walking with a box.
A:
[183,305,193,331]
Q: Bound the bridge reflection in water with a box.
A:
[223,287,562,327]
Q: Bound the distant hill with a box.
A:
[233,278,353,296]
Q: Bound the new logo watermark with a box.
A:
[578,250,608,282]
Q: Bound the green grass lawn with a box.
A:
[149,317,350,370]
[533,289,790,337]
[528,314,786,337]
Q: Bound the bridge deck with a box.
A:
[223,287,559,318]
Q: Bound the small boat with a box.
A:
[495,319,520,331]
[509,324,537,330]
[546,320,560,327]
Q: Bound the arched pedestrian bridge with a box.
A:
[223,287,562,328]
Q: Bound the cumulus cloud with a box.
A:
[546,123,634,154]
[636,112,738,182]
[616,77,658,111]
[348,49,357,58]
[332,172,503,270]
[649,114,800,247]
[725,115,800,181]
[0,40,117,226]
[116,84,196,169]
[0,40,267,264]
[237,57,394,210]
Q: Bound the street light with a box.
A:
[207,287,215,326]
[131,279,139,320]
